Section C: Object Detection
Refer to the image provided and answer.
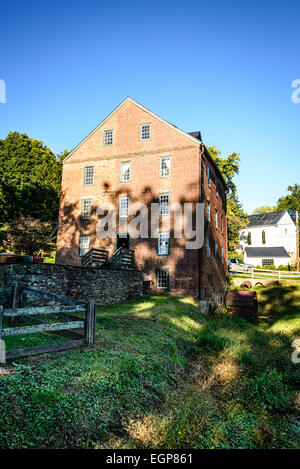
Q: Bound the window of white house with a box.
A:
[104,129,114,146]
[160,156,171,177]
[262,258,274,266]
[207,166,211,187]
[207,201,210,221]
[215,209,218,230]
[285,228,288,235]
[262,230,266,245]
[247,232,252,245]
[84,166,94,186]
[141,124,151,140]
[81,199,92,219]
[79,235,90,256]
[159,193,170,216]
[207,238,210,259]
[119,196,129,218]
[120,161,131,182]
[157,232,169,255]
[156,269,169,289]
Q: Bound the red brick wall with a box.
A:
[56,99,227,300]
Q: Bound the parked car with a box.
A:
[228,257,254,273]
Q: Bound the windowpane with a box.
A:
[141,124,150,140]
[160,157,171,177]
[262,230,266,244]
[159,194,170,215]
[247,232,252,245]
[262,258,274,266]
[120,162,131,182]
[221,246,224,263]
[215,243,218,261]
[215,209,218,230]
[104,129,114,146]
[157,269,169,289]
[79,235,90,256]
[84,167,94,186]
[158,232,169,255]
[119,196,129,218]
[207,238,210,259]
[82,199,92,219]
[207,201,210,221]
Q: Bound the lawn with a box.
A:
[0,291,299,449]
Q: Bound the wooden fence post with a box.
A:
[85,301,96,345]
[9,282,21,327]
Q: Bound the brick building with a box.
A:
[56,97,228,303]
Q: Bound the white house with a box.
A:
[240,211,297,267]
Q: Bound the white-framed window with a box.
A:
[120,161,131,182]
[207,201,210,221]
[215,209,218,230]
[160,156,171,177]
[262,230,266,245]
[84,166,94,186]
[119,196,129,218]
[79,235,90,256]
[141,124,151,140]
[156,269,169,289]
[159,193,170,216]
[262,258,274,266]
[81,199,92,219]
[104,129,114,146]
[207,166,210,187]
[207,238,210,259]
[157,232,170,255]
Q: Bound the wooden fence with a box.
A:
[0,282,96,360]
[230,267,300,282]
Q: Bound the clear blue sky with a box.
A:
[1,0,299,213]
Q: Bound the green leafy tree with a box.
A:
[252,205,278,214]
[208,146,248,251]
[277,184,300,213]
[3,216,54,255]
[0,132,62,222]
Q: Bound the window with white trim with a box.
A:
[159,193,170,216]
[160,156,171,177]
[81,199,92,219]
[215,209,218,230]
[141,124,151,140]
[84,166,94,186]
[104,129,114,146]
[79,235,90,256]
[262,230,266,245]
[207,166,211,187]
[207,238,210,259]
[207,201,210,221]
[262,258,274,266]
[120,161,131,182]
[156,269,169,289]
[157,232,169,255]
[119,196,129,218]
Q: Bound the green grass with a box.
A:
[0,292,299,449]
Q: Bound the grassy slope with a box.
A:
[0,289,299,449]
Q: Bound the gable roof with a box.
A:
[247,211,287,227]
[245,246,290,258]
[63,97,203,163]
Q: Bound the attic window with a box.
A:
[104,129,114,146]
[141,124,151,140]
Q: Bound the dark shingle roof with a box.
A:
[248,211,286,227]
[188,131,202,141]
[245,247,290,258]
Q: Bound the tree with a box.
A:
[277,184,300,214]
[252,205,278,214]
[208,146,248,251]
[0,132,62,222]
[3,216,54,255]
